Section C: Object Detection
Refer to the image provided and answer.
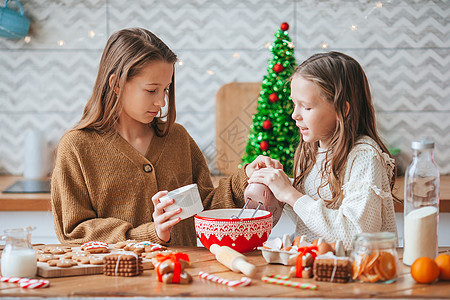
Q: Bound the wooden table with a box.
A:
[0,246,449,298]
[1,175,450,212]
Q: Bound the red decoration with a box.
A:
[296,245,318,278]
[280,22,289,31]
[154,252,190,283]
[269,93,279,103]
[273,63,284,73]
[260,141,269,151]
[262,119,272,130]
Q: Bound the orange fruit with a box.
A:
[410,257,440,284]
[435,254,450,281]
[375,252,397,280]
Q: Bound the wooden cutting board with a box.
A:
[37,259,154,278]
[35,247,154,278]
[215,82,261,176]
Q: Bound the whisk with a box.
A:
[231,198,263,219]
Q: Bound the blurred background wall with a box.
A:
[0,0,448,175]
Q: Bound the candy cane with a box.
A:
[0,276,50,289]
[198,271,252,287]
[262,274,317,290]
[20,279,50,289]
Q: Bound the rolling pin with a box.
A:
[209,244,256,277]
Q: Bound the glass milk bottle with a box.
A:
[403,138,439,266]
[1,227,37,277]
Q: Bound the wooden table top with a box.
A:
[0,246,449,299]
[1,175,450,212]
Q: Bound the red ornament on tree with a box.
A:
[262,119,272,130]
[273,63,284,73]
[280,22,289,31]
[269,93,279,103]
[260,141,269,151]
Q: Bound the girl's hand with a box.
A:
[245,155,283,178]
[248,168,303,206]
[151,191,182,242]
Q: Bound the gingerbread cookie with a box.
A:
[153,258,190,274]
[313,253,350,283]
[153,252,192,284]
[81,241,108,250]
[162,271,192,284]
[114,240,137,249]
[289,266,312,278]
[37,253,54,262]
[143,242,166,253]
[81,241,109,253]
[48,259,78,268]
[90,256,105,265]
[44,245,71,255]
[72,252,92,264]
[142,250,173,260]
[103,252,142,277]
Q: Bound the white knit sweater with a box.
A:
[284,136,398,249]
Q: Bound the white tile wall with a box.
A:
[0,0,449,177]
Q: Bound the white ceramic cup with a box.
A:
[161,183,204,220]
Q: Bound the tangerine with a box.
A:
[410,257,440,284]
[435,254,450,281]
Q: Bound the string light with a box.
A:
[376,1,382,8]
[233,52,239,58]
[57,40,65,46]
[350,24,358,31]
[321,42,328,49]
[177,60,184,66]
[206,70,214,75]
[24,36,31,43]
[88,30,95,38]
[264,42,271,48]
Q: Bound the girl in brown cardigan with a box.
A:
[51,28,280,246]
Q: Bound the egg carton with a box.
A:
[258,235,347,265]
[257,247,299,265]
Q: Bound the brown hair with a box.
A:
[73,28,177,137]
[292,52,398,206]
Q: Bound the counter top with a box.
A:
[1,175,449,212]
[0,176,51,211]
[1,246,449,298]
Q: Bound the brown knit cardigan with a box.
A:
[51,123,248,246]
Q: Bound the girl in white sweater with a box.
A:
[248,52,398,249]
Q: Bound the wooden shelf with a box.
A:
[1,175,449,212]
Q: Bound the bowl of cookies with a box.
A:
[194,208,272,253]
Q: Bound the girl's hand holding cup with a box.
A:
[152,184,203,242]
[152,191,182,242]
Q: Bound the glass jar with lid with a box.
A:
[350,232,398,283]
[403,138,439,266]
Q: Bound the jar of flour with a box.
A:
[403,138,440,266]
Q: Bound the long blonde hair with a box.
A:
[292,52,397,206]
[74,28,177,137]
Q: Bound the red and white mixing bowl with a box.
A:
[194,208,272,253]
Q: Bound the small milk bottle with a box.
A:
[1,227,37,278]
[403,138,439,266]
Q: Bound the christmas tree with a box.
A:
[241,22,298,176]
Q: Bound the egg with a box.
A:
[317,242,334,255]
